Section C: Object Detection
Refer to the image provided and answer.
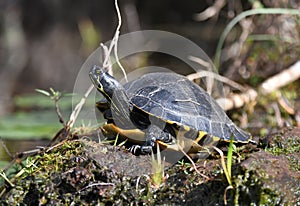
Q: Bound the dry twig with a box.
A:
[188,56,247,92]
[259,61,300,95]
[68,0,126,129]
[67,84,94,128]
[216,88,257,111]
[194,0,226,21]
[177,144,210,180]
[216,60,300,111]
[189,59,300,111]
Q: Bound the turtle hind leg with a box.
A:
[191,134,220,159]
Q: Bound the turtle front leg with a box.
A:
[133,124,173,155]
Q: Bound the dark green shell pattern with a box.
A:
[122,72,250,142]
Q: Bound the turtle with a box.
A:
[89,65,253,155]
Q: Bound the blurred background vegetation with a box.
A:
[0,0,300,163]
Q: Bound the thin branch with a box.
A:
[102,40,115,69]
[194,0,226,21]
[260,61,300,94]
[188,55,211,68]
[188,55,214,94]
[0,169,15,187]
[0,138,13,159]
[54,98,66,126]
[101,0,127,81]
[100,43,113,75]
[102,0,121,70]
[114,33,128,82]
[16,149,41,156]
[66,0,127,132]
[215,60,300,111]
[67,84,94,128]
[272,103,283,127]
[224,185,234,205]
[136,175,150,193]
[78,182,114,193]
[187,70,247,92]
[113,0,128,82]
[114,0,122,36]
[277,93,295,115]
[216,88,257,111]
[177,144,210,180]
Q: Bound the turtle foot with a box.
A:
[128,145,152,155]
[141,145,152,154]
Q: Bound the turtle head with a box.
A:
[89,65,132,125]
[89,65,123,100]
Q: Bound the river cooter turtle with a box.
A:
[89,65,253,155]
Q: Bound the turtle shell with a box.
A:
[123,72,250,143]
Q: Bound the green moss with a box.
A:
[231,170,283,205]
[264,130,300,172]
[1,132,299,205]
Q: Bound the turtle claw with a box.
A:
[140,146,152,154]
[128,145,152,155]
[128,145,141,155]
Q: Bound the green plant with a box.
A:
[213,135,235,205]
[214,8,300,69]
[150,146,165,188]
[36,88,73,126]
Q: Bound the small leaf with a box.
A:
[49,88,55,94]
[35,89,50,97]
[63,93,76,97]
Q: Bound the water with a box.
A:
[0,139,49,162]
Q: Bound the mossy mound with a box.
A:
[1,127,300,205]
